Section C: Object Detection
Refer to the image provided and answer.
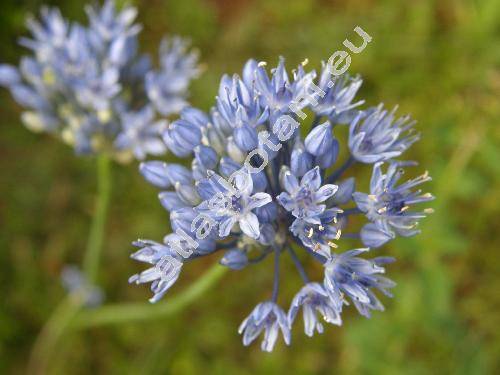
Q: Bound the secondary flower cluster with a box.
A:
[61,265,104,307]
[130,57,434,351]
[0,0,199,161]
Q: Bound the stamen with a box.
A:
[307,228,314,238]
[328,241,338,248]
[423,208,434,214]
[368,194,377,201]
[318,225,325,231]
[335,230,342,240]
[257,61,267,67]
[378,207,387,214]
[400,206,409,212]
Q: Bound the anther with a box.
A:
[335,230,342,240]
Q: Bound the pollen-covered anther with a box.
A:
[327,241,338,249]
[335,230,342,240]
[377,207,387,214]
[307,228,314,238]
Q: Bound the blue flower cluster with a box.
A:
[131,56,434,351]
[0,1,199,160]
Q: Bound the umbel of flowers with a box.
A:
[0,0,199,162]
[131,56,434,351]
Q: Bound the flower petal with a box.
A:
[239,212,260,239]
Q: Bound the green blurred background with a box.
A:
[0,0,499,373]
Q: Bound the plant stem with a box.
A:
[71,264,227,329]
[340,207,362,217]
[326,156,355,183]
[27,155,112,374]
[83,154,112,284]
[291,236,327,263]
[27,294,85,375]
[287,246,309,283]
[310,115,322,129]
[271,246,280,302]
[341,233,361,239]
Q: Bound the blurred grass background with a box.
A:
[0,0,499,373]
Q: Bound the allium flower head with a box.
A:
[130,56,434,351]
[0,0,199,160]
[146,37,200,116]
